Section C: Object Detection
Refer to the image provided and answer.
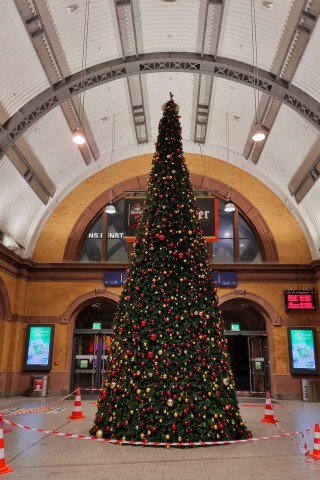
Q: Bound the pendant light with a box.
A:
[224,113,235,213]
[73,2,90,145]
[251,0,266,143]
[105,114,116,214]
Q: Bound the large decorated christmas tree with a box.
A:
[90,95,251,445]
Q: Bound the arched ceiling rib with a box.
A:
[1,0,320,259]
[2,54,320,153]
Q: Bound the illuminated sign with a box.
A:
[231,323,240,331]
[23,325,55,372]
[92,322,101,330]
[284,290,316,311]
[287,327,319,375]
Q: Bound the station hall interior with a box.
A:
[0,0,320,442]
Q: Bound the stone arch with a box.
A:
[63,171,279,262]
[61,288,120,384]
[0,277,11,321]
[61,288,120,326]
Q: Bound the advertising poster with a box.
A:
[288,328,319,375]
[124,197,218,241]
[24,325,54,371]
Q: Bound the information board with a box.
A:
[23,325,55,371]
[284,290,316,311]
[287,327,319,375]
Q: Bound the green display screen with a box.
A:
[24,325,54,371]
[288,328,319,375]
[231,323,240,331]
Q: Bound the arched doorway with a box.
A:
[70,300,117,392]
[221,299,270,395]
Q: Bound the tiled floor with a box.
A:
[0,394,319,479]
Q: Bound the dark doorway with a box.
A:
[70,301,117,393]
[221,300,270,395]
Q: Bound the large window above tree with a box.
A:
[78,198,262,264]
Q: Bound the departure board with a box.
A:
[284,290,316,311]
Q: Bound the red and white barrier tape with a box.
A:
[2,417,316,449]
[276,421,311,455]
[236,390,266,395]
[78,388,102,392]
[0,390,77,417]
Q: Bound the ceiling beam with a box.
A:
[1,53,320,160]
[193,1,225,144]
[113,0,149,144]
[14,0,100,167]
[243,0,320,167]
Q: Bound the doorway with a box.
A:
[226,333,269,393]
[221,299,270,395]
[70,301,116,392]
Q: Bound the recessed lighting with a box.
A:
[262,1,275,9]
[65,4,79,14]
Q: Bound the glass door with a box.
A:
[71,330,112,393]
[248,336,269,394]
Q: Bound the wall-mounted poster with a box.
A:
[23,325,55,371]
[287,327,319,375]
[124,197,218,242]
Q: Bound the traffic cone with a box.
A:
[68,388,86,419]
[0,415,13,475]
[261,391,277,423]
[309,423,320,460]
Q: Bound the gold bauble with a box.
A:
[163,374,167,379]
[140,433,145,440]
[158,349,163,355]
[146,387,151,393]
[96,429,104,438]
[165,434,170,440]
[178,436,182,442]
[167,398,174,407]
[174,412,178,417]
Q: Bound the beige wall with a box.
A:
[32,153,311,264]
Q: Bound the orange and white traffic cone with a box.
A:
[68,388,86,420]
[0,416,13,475]
[309,423,320,460]
[261,391,277,424]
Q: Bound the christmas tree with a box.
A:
[90,95,252,445]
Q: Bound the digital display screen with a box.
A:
[284,290,316,311]
[23,325,55,371]
[288,328,319,375]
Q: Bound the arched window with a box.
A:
[78,198,261,264]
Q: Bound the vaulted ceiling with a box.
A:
[1,0,320,259]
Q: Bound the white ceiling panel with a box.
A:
[299,180,320,247]
[47,0,122,74]
[206,78,256,155]
[23,107,87,188]
[139,0,200,54]
[0,156,44,247]
[145,72,196,143]
[0,0,50,122]
[83,79,136,157]
[218,0,294,71]
[258,104,319,185]
[292,15,320,104]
